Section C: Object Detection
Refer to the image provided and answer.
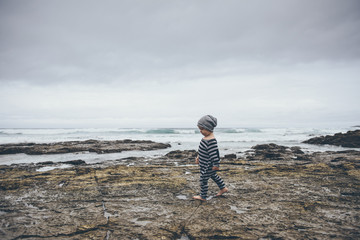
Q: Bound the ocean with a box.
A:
[1,127,359,165]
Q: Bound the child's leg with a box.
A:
[200,172,211,199]
[210,172,226,190]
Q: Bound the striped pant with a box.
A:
[200,169,226,199]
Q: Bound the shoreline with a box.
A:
[1,144,359,239]
[0,139,171,155]
[1,135,360,166]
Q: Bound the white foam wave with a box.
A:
[1,126,358,165]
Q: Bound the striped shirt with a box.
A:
[198,138,220,173]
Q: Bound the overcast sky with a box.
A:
[0,0,359,128]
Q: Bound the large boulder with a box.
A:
[246,143,305,161]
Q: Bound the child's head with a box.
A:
[197,115,217,133]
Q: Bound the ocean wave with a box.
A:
[62,130,145,135]
[245,128,262,133]
[0,131,23,135]
[218,128,261,133]
[218,129,242,133]
[62,128,197,135]
[146,129,177,134]
[174,129,197,134]
[30,129,147,135]
[144,129,197,134]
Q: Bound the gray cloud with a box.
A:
[0,0,359,127]
[2,0,359,82]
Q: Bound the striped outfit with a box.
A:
[198,138,226,199]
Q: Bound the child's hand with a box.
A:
[195,156,199,164]
[212,166,219,171]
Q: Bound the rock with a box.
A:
[252,143,288,152]
[246,144,310,162]
[290,146,304,154]
[224,154,237,159]
[61,160,86,165]
[303,130,360,148]
[1,150,360,239]
[36,161,54,165]
[165,150,197,159]
[0,139,171,155]
[249,143,291,160]
[164,150,198,165]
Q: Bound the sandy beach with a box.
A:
[1,132,359,239]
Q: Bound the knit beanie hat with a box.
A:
[197,115,217,132]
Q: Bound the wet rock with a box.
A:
[164,150,198,166]
[248,143,291,161]
[36,161,54,165]
[61,160,86,165]
[303,130,360,148]
[290,146,304,154]
[224,154,237,159]
[165,150,197,159]
[0,139,171,155]
[252,143,288,152]
[1,149,360,239]
[246,144,311,162]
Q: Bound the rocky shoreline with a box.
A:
[303,130,360,148]
[0,139,171,155]
[0,140,360,239]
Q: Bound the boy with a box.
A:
[193,115,228,201]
